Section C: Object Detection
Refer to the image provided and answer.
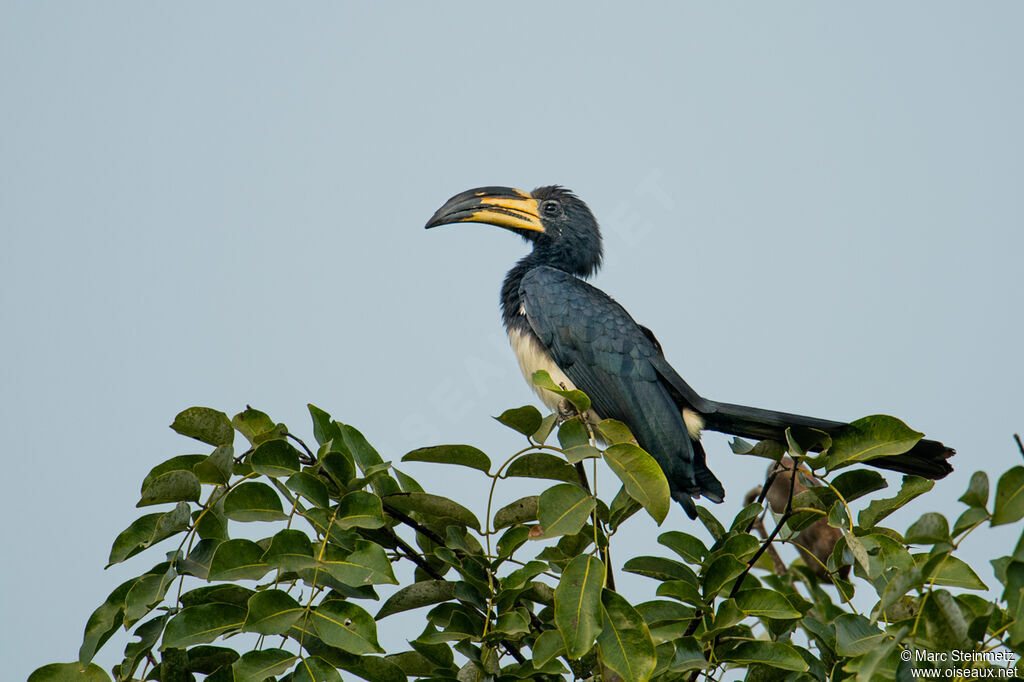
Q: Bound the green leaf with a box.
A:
[493,609,531,637]
[138,469,201,507]
[538,484,595,539]
[785,426,832,457]
[140,455,204,490]
[701,555,746,598]
[905,512,950,545]
[383,492,480,531]
[958,470,989,509]
[712,533,760,563]
[912,553,988,590]
[308,404,340,445]
[596,589,657,682]
[815,415,923,471]
[729,437,786,461]
[232,648,297,682]
[557,418,590,449]
[609,485,642,530]
[118,614,169,678]
[377,580,457,620]
[603,443,671,524]
[162,604,246,648]
[833,613,885,656]
[656,580,703,606]
[554,554,605,659]
[533,412,559,444]
[393,467,424,493]
[343,655,407,682]
[921,589,970,650]
[171,407,234,447]
[311,600,383,654]
[107,503,191,566]
[597,419,635,444]
[564,443,601,463]
[532,628,566,667]
[953,506,988,536]
[667,636,707,673]
[176,538,220,579]
[223,481,287,522]
[831,469,888,502]
[250,439,301,477]
[208,539,272,581]
[78,578,136,665]
[729,502,763,533]
[179,585,255,608]
[319,449,356,488]
[735,588,802,619]
[844,628,904,681]
[29,663,112,682]
[403,445,491,473]
[496,525,531,561]
[718,641,808,672]
[243,589,305,635]
[318,540,398,587]
[232,406,287,446]
[503,561,548,590]
[658,531,708,565]
[337,491,386,530]
[695,506,726,540]
[532,370,591,413]
[624,556,698,584]
[261,529,315,572]
[124,565,176,626]
[193,446,234,485]
[340,423,401,497]
[993,466,1024,526]
[493,495,539,529]
[286,471,330,508]
[494,405,543,436]
[857,476,934,528]
[635,600,693,627]
[292,656,342,682]
[505,452,578,483]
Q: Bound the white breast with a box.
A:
[507,325,605,421]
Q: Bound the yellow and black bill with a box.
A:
[425,186,544,233]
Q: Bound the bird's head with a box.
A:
[425,185,603,277]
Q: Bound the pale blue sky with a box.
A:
[3,3,1022,678]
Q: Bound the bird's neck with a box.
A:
[500,254,536,330]
[501,247,589,329]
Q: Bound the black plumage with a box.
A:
[426,185,953,517]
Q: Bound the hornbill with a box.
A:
[425,185,954,517]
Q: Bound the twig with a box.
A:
[287,433,317,466]
[382,526,444,580]
[729,461,799,599]
[381,503,527,664]
[1014,434,1023,461]
[382,502,447,547]
[749,516,787,575]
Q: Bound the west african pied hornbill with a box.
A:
[425,185,953,517]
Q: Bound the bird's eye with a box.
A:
[541,200,561,217]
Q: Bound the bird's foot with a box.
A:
[556,398,577,423]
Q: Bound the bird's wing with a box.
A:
[519,266,724,506]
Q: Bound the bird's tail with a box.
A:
[701,401,954,479]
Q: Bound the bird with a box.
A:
[425,185,954,517]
